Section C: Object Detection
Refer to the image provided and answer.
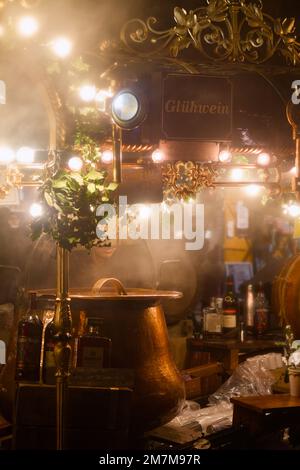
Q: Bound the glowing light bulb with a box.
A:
[79,84,97,102]
[0,147,15,164]
[245,184,261,197]
[290,166,297,176]
[101,149,113,164]
[257,152,271,167]
[17,16,39,37]
[151,149,165,163]
[139,205,151,219]
[95,89,113,111]
[231,168,244,181]
[219,150,232,163]
[16,147,35,164]
[51,37,72,58]
[68,156,83,172]
[288,204,300,218]
[30,203,43,218]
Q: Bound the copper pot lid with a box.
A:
[35,277,182,301]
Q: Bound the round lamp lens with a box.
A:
[112,92,139,122]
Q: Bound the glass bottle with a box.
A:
[203,298,223,338]
[42,318,56,384]
[15,292,43,382]
[245,284,255,335]
[76,317,112,368]
[254,282,269,337]
[222,276,238,335]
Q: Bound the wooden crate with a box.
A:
[182,363,223,401]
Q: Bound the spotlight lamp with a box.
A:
[111,89,146,130]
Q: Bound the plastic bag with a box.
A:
[209,353,279,405]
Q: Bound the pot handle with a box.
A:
[92,277,128,296]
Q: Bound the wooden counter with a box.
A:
[186,338,283,373]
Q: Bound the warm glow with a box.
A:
[16,147,35,164]
[0,147,15,164]
[101,149,113,164]
[96,89,113,111]
[257,152,271,167]
[151,149,165,163]
[68,156,83,172]
[51,37,72,58]
[139,205,151,219]
[17,16,39,37]
[79,84,97,102]
[245,184,262,197]
[30,203,43,218]
[219,150,232,163]
[288,204,300,218]
[290,166,297,176]
[230,168,244,181]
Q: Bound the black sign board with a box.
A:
[162,74,232,142]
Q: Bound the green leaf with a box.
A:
[52,179,68,189]
[70,172,84,186]
[85,169,105,181]
[107,182,118,191]
[44,192,54,207]
[87,183,96,194]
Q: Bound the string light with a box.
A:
[219,150,232,163]
[101,150,113,164]
[151,149,165,163]
[68,156,83,172]
[50,37,72,58]
[139,205,151,219]
[0,147,15,164]
[257,152,271,167]
[245,184,261,197]
[79,84,97,102]
[231,168,244,181]
[30,203,43,218]
[16,147,35,164]
[17,16,39,37]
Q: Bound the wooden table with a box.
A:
[186,338,283,374]
[231,394,300,445]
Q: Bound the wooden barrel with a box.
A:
[272,254,300,338]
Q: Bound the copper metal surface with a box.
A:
[36,279,185,431]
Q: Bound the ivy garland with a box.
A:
[31,132,118,251]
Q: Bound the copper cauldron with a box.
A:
[39,278,185,432]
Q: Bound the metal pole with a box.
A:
[54,246,72,450]
[287,101,300,199]
[112,123,122,184]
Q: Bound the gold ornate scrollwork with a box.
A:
[162,161,220,201]
[120,0,300,65]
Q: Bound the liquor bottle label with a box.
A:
[205,314,222,333]
[223,314,237,328]
[16,336,41,368]
[45,350,56,368]
[82,346,104,368]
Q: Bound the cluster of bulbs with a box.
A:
[218,149,273,198]
[0,146,35,164]
[218,149,273,167]
[67,150,114,171]
[66,148,165,172]
[282,200,300,218]
[1,14,73,58]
